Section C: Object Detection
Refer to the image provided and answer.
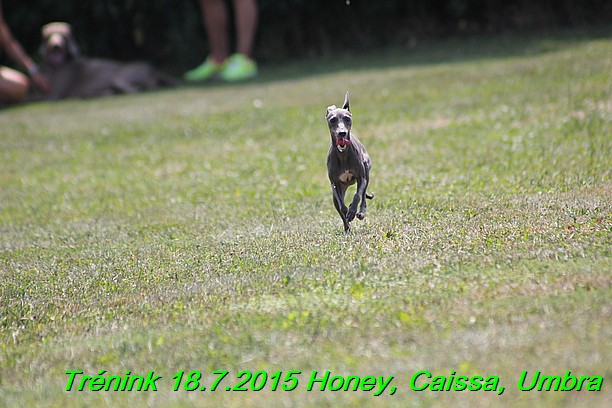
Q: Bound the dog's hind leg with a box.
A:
[357,168,371,220]
[348,175,369,222]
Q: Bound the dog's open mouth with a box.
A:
[336,137,350,151]
[46,47,67,66]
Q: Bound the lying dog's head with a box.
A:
[326,92,352,152]
[40,22,79,67]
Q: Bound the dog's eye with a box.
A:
[329,117,339,125]
[344,117,352,125]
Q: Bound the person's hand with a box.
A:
[30,71,49,94]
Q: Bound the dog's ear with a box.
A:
[326,105,337,117]
[342,92,350,111]
[63,23,80,59]
[40,23,52,59]
[67,36,80,59]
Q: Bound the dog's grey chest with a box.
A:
[338,170,354,183]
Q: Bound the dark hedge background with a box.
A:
[3,0,611,71]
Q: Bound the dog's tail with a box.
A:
[366,192,374,200]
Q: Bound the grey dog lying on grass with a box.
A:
[326,92,374,233]
[37,22,178,100]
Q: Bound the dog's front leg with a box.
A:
[346,177,367,222]
[331,183,350,232]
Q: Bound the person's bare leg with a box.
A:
[200,0,230,62]
[0,66,29,103]
[232,0,258,58]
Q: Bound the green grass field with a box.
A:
[1,30,610,407]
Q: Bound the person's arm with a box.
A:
[0,6,49,92]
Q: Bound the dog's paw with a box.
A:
[356,212,365,220]
[346,209,356,222]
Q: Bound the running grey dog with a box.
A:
[326,92,373,233]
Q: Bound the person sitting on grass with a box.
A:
[184,0,258,82]
[0,1,48,103]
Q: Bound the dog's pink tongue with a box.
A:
[337,137,350,147]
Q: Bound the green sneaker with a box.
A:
[183,56,224,82]
[220,54,257,82]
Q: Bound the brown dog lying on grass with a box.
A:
[38,22,178,100]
